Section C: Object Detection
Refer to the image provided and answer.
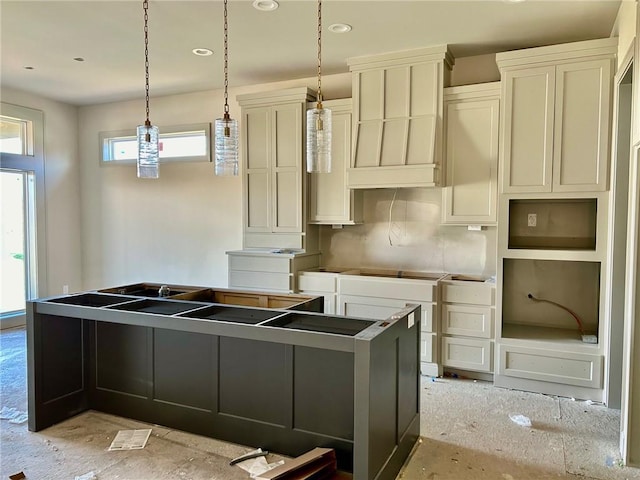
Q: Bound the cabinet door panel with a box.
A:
[443,97,499,223]
[246,172,269,230]
[244,107,271,232]
[441,304,494,339]
[502,67,555,193]
[441,337,492,372]
[553,59,612,192]
[245,108,270,169]
[339,295,402,319]
[273,105,300,169]
[274,170,301,231]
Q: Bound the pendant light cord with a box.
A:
[143,0,151,127]
[223,0,230,118]
[316,0,323,107]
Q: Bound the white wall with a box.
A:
[0,87,82,297]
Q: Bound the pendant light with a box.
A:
[137,0,159,179]
[214,0,239,176]
[306,0,331,173]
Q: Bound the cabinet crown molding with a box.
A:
[348,44,454,71]
[237,87,315,107]
[496,37,618,70]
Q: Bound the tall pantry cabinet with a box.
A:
[227,88,320,293]
[236,87,317,251]
[495,38,617,403]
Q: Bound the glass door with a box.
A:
[1,169,37,328]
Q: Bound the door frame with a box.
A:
[0,103,46,328]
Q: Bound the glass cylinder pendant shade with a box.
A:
[214,115,239,176]
[306,106,332,173]
[137,123,159,179]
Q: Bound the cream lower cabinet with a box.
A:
[227,250,319,293]
[337,273,442,376]
[237,87,317,250]
[497,38,616,194]
[442,83,500,225]
[440,276,496,375]
[297,269,357,314]
[308,99,363,225]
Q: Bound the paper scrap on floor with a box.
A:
[108,429,152,451]
[0,406,28,424]
[234,448,285,478]
[74,471,97,480]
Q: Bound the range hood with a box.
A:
[346,45,453,189]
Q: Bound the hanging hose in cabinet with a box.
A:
[526,293,596,344]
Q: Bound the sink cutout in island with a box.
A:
[264,313,374,336]
[47,293,138,307]
[179,305,284,324]
[106,299,207,315]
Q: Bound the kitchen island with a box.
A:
[26,284,420,480]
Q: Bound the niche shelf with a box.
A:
[501,258,600,345]
[508,198,597,250]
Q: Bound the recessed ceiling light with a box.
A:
[24,66,34,70]
[192,48,214,56]
[73,57,85,62]
[253,0,279,12]
[504,0,526,3]
[328,23,352,34]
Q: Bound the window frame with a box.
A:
[99,123,212,166]
[0,115,34,156]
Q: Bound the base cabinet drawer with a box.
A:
[441,304,493,338]
[298,273,337,292]
[498,344,603,389]
[441,283,494,306]
[338,276,436,302]
[339,295,435,332]
[229,271,292,292]
[229,255,291,273]
[441,337,493,372]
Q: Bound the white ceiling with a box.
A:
[0,0,623,106]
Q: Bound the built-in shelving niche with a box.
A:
[502,258,600,345]
[508,198,597,250]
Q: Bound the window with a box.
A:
[100,123,211,165]
[0,115,34,155]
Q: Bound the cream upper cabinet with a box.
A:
[346,46,453,189]
[497,38,616,194]
[307,98,363,225]
[237,87,317,250]
[442,83,500,225]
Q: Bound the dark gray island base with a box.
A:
[27,285,421,480]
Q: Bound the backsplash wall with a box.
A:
[319,188,497,276]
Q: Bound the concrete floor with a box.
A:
[1,326,640,480]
